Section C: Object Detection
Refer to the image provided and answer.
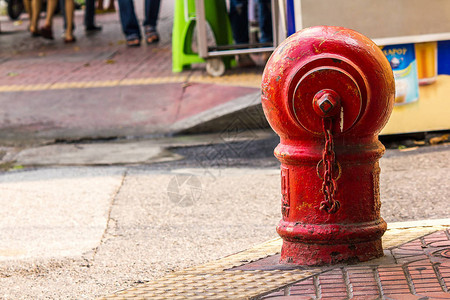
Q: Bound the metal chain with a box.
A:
[319,118,340,214]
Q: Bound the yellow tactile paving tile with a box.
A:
[0,72,260,92]
[0,77,187,92]
[99,220,450,299]
[102,270,317,300]
[383,225,448,248]
[189,73,262,88]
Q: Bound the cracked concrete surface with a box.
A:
[0,168,282,299]
[0,167,126,261]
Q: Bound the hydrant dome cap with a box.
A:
[261,26,395,139]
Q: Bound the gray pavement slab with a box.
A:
[13,143,181,166]
[1,130,274,167]
[0,167,125,262]
[380,145,450,222]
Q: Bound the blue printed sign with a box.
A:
[381,44,419,105]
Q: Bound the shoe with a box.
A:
[40,25,54,40]
[64,36,77,44]
[85,25,102,32]
[144,26,159,45]
[126,38,141,47]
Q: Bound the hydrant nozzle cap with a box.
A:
[313,90,341,118]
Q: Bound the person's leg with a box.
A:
[59,0,67,29]
[29,0,42,34]
[23,0,31,14]
[97,0,103,10]
[43,0,58,26]
[84,0,93,27]
[107,0,115,11]
[117,0,140,45]
[229,0,249,44]
[84,0,101,30]
[59,0,77,32]
[258,0,272,43]
[143,0,160,27]
[64,0,75,41]
[229,0,255,67]
[40,0,57,39]
[143,0,160,44]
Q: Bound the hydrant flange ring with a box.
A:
[292,65,363,135]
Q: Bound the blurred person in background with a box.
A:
[117,0,160,47]
[59,0,101,32]
[229,0,273,67]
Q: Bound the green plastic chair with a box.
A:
[172,0,234,73]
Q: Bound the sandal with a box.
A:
[126,38,141,47]
[144,26,159,45]
[30,29,40,37]
[40,25,54,40]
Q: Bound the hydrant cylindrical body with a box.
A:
[262,26,395,265]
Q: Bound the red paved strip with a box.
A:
[0,82,259,141]
[175,83,259,122]
[260,230,450,299]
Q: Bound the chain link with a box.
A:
[319,118,340,214]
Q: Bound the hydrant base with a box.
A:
[280,239,384,266]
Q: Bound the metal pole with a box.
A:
[195,0,209,59]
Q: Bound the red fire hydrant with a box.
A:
[262,26,395,265]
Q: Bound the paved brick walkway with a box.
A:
[99,220,450,299]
